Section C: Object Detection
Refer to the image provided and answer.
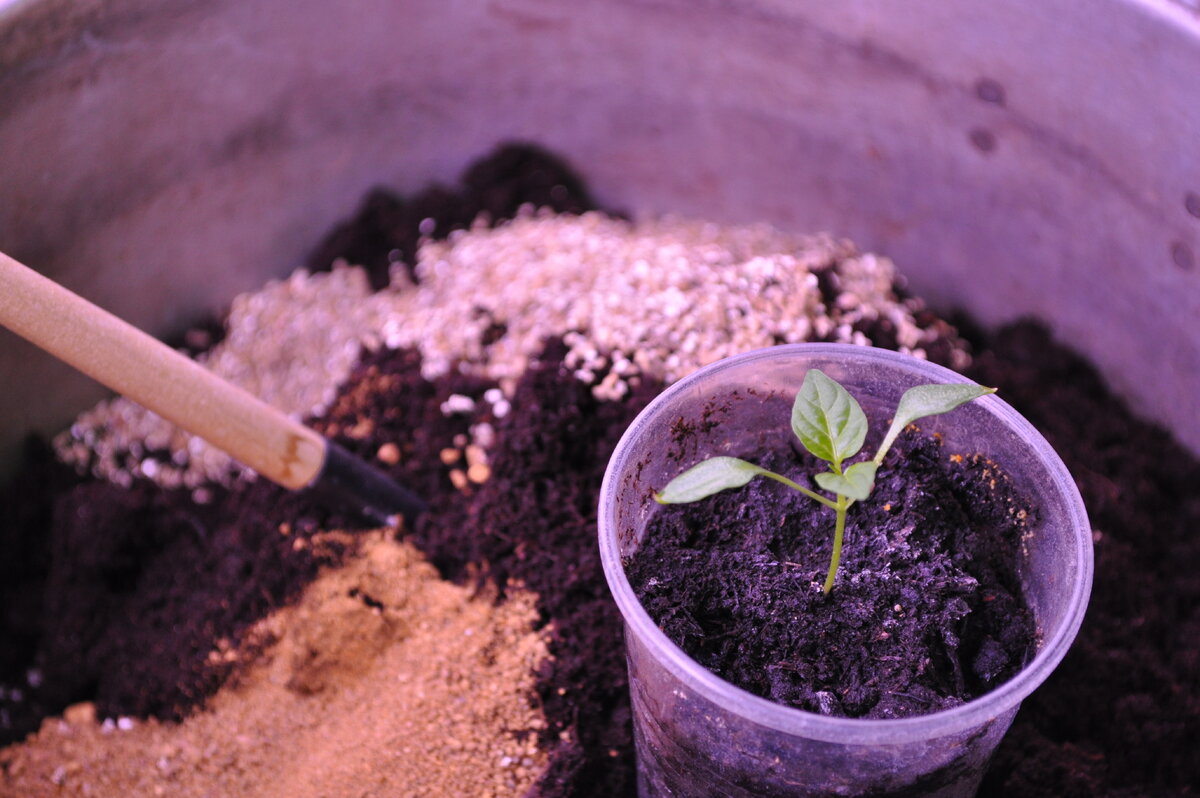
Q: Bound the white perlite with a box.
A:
[386,212,963,399]
[55,210,968,488]
[55,266,397,488]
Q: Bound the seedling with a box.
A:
[655,369,995,594]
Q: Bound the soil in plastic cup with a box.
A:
[599,344,1093,797]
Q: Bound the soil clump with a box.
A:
[628,423,1035,720]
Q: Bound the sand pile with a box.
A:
[1,532,549,797]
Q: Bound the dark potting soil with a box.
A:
[966,325,1200,798]
[627,422,1035,720]
[305,141,602,289]
[405,339,660,796]
[0,144,1197,797]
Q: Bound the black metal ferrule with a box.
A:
[312,439,427,527]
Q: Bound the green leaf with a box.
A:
[814,461,879,501]
[875,382,997,463]
[791,369,868,469]
[654,457,767,504]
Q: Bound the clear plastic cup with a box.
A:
[599,344,1093,797]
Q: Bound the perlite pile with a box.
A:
[54,210,969,491]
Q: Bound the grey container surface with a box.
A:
[1,0,1198,475]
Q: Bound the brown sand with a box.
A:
[0,531,550,797]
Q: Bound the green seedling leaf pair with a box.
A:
[655,367,995,593]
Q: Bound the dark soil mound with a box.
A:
[968,323,1200,798]
[628,427,1035,720]
[306,142,599,289]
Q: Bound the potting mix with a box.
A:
[0,145,1195,797]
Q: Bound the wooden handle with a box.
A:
[0,251,326,490]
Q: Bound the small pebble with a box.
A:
[471,422,496,449]
[376,442,401,465]
[465,444,488,468]
[440,394,477,416]
[63,702,96,726]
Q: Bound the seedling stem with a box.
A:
[655,368,995,594]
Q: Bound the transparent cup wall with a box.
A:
[599,344,1093,797]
